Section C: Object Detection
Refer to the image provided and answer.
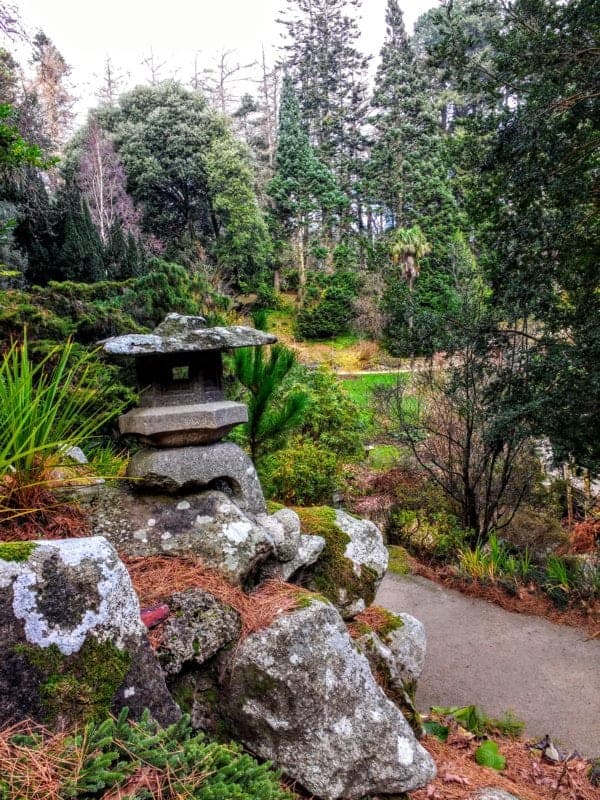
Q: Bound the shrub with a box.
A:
[295,271,360,340]
[261,439,339,506]
[296,367,364,459]
[0,708,295,799]
[0,338,124,529]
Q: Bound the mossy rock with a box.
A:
[0,542,37,562]
[16,638,131,725]
[294,506,386,618]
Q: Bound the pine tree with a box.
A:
[372,1,464,358]
[370,0,458,244]
[104,219,127,278]
[279,0,370,234]
[29,31,74,150]
[57,190,105,282]
[268,76,344,295]
[124,231,145,278]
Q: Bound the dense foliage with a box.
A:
[0,709,294,799]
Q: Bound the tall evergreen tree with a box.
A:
[280,0,370,234]
[371,0,465,357]
[57,189,105,282]
[268,76,344,294]
[370,0,459,245]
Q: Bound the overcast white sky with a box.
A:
[13,0,438,116]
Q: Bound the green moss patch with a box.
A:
[0,541,37,562]
[388,545,411,575]
[16,637,131,725]
[295,506,378,607]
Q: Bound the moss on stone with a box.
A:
[0,541,37,562]
[295,506,379,607]
[15,637,131,725]
[266,500,285,515]
[294,589,330,609]
[387,545,411,576]
[374,608,405,642]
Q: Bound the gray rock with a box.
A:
[102,313,277,356]
[256,509,301,562]
[0,537,179,728]
[280,534,326,580]
[91,488,274,584]
[157,589,241,675]
[63,445,88,464]
[119,401,248,447]
[335,509,388,580]
[300,508,388,618]
[387,613,427,684]
[127,442,266,515]
[168,668,221,732]
[354,611,426,736]
[470,790,522,800]
[220,600,435,800]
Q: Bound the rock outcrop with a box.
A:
[89,488,275,584]
[354,610,427,735]
[219,599,436,800]
[296,506,388,618]
[0,537,179,728]
[155,589,240,675]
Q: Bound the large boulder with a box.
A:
[219,599,435,800]
[0,537,179,728]
[90,488,275,584]
[296,507,388,618]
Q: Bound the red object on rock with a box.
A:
[140,604,170,629]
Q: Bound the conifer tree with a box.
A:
[268,76,344,294]
[280,0,370,234]
[370,0,458,246]
[57,190,104,282]
[104,219,127,278]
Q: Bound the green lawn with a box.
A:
[341,373,401,407]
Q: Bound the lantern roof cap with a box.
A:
[101,313,277,356]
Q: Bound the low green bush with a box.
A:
[261,438,339,506]
[296,367,364,459]
[0,708,295,799]
[295,271,360,340]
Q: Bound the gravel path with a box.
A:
[377,572,600,757]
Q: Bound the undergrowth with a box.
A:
[0,708,295,799]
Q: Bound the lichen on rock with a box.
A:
[0,536,179,728]
[219,598,435,800]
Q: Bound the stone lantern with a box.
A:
[102,313,277,514]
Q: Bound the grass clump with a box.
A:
[0,337,125,536]
[295,506,379,607]
[0,708,295,799]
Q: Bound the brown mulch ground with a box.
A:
[408,556,600,638]
[123,554,314,647]
[409,729,600,800]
